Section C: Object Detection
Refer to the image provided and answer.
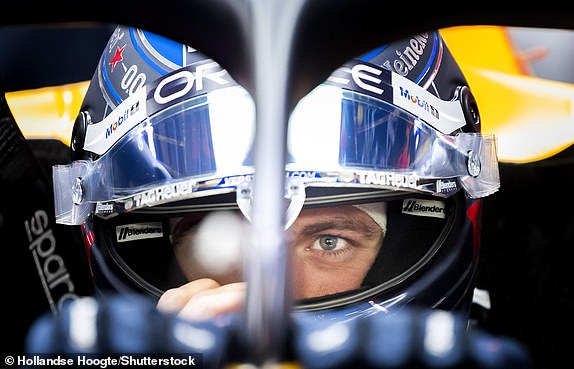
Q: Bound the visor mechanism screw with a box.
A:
[466,151,481,177]
[72,177,84,205]
[287,183,300,197]
[240,188,251,197]
[238,183,252,200]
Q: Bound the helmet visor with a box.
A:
[287,84,499,194]
[54,70,499,225]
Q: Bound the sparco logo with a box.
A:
[25,209,78,313]
[402,199,446,219]
[116,222,164,242]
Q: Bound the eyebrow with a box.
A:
[296,217,381,240]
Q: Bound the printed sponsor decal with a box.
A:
[106,177,226,215]
[436,179,458,195]
[109,44,125,73]
[222,174,254,187]
[402,198,447,219]
[390,70,465,133]
[83,87,148,155]
[84,61,237,156]
[380,33,430,78]
[95,202,114,215]
[131,179,198,208]
[116,222,164,242]
[326,58,466,134]
[104,101,141,139]
[397,84,439,120]
[146,61,234,111]
[357,171,418,190]
[327,61,393,102]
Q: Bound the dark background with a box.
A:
[0,25,114,93]
[479,155,574,369]
[0,5,573,369]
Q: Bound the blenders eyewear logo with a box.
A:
[116,222,164,242]
[402,198,446,219]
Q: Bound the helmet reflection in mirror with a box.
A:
[52,25,499,321]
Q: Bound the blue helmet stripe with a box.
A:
[358,32,439,85]
[139,30,185,66]
[413,32,438,84]
[359,45,388,62]
[129,28,171,75]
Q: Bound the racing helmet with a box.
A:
[53,25,500,319]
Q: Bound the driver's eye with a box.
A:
[318,235,339,250]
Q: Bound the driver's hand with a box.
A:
[156,278,246,321]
